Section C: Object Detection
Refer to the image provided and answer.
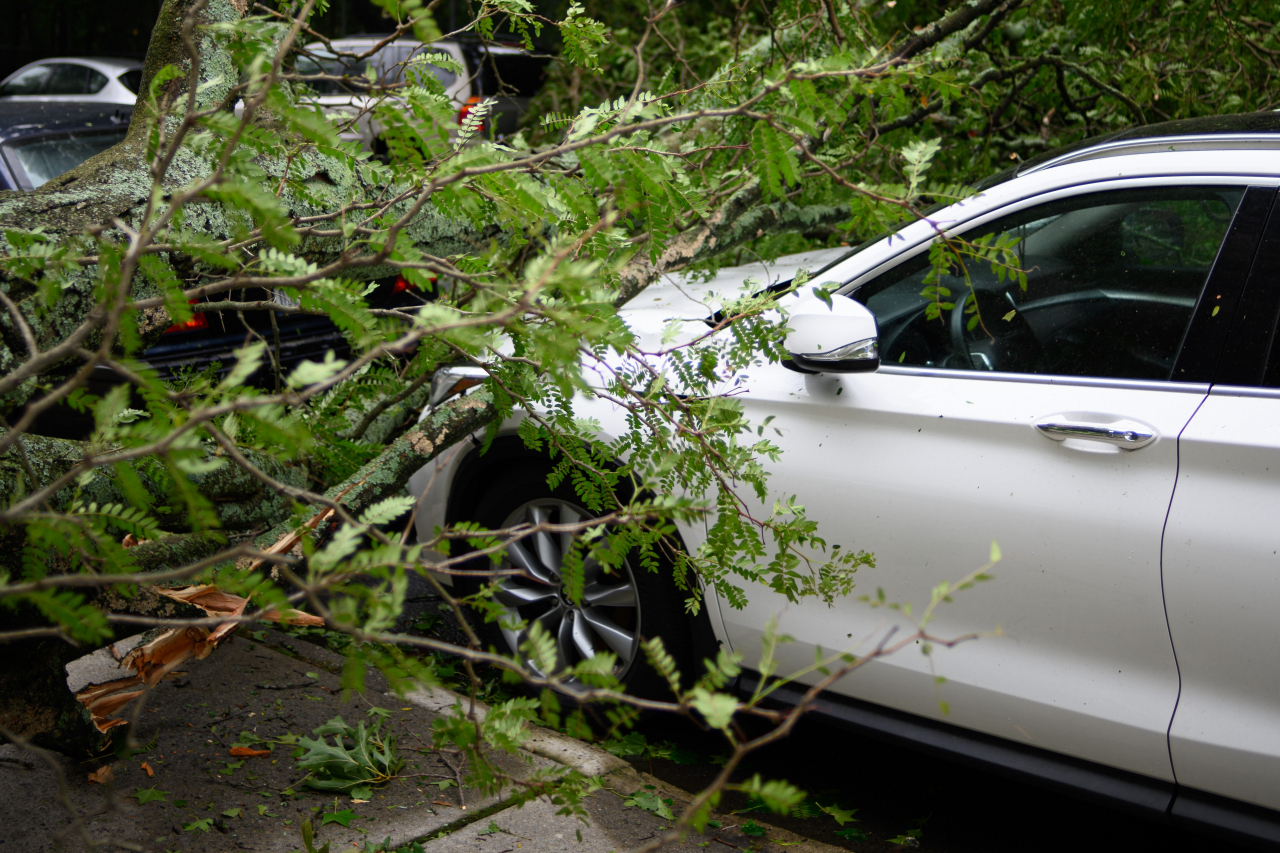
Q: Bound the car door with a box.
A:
[1162,191,1280,812]
[718,181,1266,782]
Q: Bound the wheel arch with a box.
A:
[443,432,724,671]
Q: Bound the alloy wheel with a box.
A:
[493,498,641,682]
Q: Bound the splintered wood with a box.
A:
[76,493,351,731]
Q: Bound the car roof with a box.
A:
[1017,111,1280,176]
[12,56,142,74]
[0,101,132,143]
[310,35,526,55]
[311,36,458,49]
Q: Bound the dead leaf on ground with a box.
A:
[87,765,114,784]
[229,746,271,757]
[141,761,154,777]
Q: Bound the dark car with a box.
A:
[0,100,131,190]
[456,40,550,137]
[143,276,430,387]
[0,100,431,437]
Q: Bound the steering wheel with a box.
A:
[948,289,1048,373]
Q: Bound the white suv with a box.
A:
[412,113,1280,846]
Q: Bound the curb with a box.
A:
[258,632,845,853]
[403,686,646,794]
[402,686,851,853]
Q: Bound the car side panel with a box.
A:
[718,366,1202,781]
[1163,387,1280,810]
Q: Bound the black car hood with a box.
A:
[0,101,132,143]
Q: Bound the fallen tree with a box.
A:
[1,0,1272,847]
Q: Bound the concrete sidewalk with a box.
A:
[0,631,841,853]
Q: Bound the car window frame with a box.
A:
[837,176,1277,392]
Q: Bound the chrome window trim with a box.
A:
[837,175,1276,296]
[1208,384,1280,399]
[875,365,1211,394]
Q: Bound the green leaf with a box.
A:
[223,808,241,818]
[288,351,348,389]
[219,341,268,391]
[321,810,356,827]
[689,688,737,730]
[183,819,214,833]
[478,820,505,836]
[359,496,416,527]
[819,803,859,825]
[625,789,675,820]
[296,715,403,791]
[600,731,648,757]
[741,820,766,838]
[302,818,331,853]
[133,787,169,805]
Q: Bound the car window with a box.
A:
[384,46,457,88]
[467,48,547,97]
[3,130,127,189]
[295,52,374,95]
[118,69,143,95]
[856,186,1245,381]
[86,68,109,95]
[0,65,51,95]
[44,64,89,95]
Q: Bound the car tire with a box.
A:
[455,466,695,702]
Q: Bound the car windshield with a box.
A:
[4,130,127,188]
[295,53,376,94]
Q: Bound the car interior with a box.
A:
[856,186,1245,380]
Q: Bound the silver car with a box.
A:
[0,57,141,106]
[294,37,473,150]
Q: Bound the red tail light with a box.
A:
[457,96,487,132]
[164,311,208,334]
[393,274,437,293]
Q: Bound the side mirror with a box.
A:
[428,364,488,411]
[783,295,879,374]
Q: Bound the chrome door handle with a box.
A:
[1035,419,1156,449]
